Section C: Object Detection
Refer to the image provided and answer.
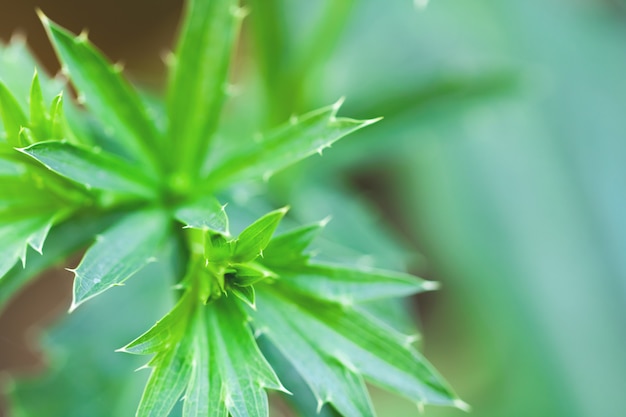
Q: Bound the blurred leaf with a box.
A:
[167,0,242,177]
[174,195,228,233]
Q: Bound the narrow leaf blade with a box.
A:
[255,285,461,408]
[271,262,436,303]
[40,13,160,172]
[70,209,170,310]
[167,0,242,176]
[204,101,380,189]
[0,80,28,146]
[206,298,285,417]
[234,207,287,262]
[21,140,157,197]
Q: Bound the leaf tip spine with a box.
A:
[422,280,440,292]
[77,28,90,43]
[454,399,471,412]
[364,116,384,126]
[319,215,332,228]
[332,96,346,116]
[35,8,49,26]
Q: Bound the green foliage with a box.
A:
[0,0,465,416]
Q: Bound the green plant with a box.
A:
[0,0,466,416]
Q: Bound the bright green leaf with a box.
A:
[167,0,242,177]
[29,70,49,140]
[70,209,171,311]
[121,292,194,356]
[233,207,287,262]
[0,214,56,280]
[39,13,161,173]
[206,297,286,417]
[175,195,228,233]
[203,101,380,190]
[0,80,27,146]
[229,262,276,287]
[262,220,326,267]
[230,284,256,309]
[0,212,119,313]
[21,140,158,198]
[136,333,194,417]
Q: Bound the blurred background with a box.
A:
[1,0,626,416]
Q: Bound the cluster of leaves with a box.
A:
[0,0,465,416]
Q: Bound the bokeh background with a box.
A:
[1,0,626,416]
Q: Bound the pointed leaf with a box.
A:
[21,140,158,197]
[252,295,375,417]
[229,262,276,287]
[182,311,218,417]
[262,220,326,267]
[204,102,380,189]
[175,195,228,233]
[272,263,437,303]
[70,209,170,310]
[255,285,462,408]
[136,334,194,417]
[29,70,49,140]
[0,212,118,313]
[206,298,285,417]
[0,214,55,279]
[231,285,256,309]
[121,292,194,355]
[234,207,287,262]
[167,0,242,176]
[0,80,27,146]
[40,14,161,172]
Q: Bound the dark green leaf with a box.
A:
[167,0,243,177]
[203,101,380,190]
[233,207,288,262]
[70,209,171,311]
[229,262,276,287]
[21,140,158,198]
[39,13,161,173]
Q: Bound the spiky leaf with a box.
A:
[21,140,158,198]
[203,102,380,189]
[39,13,161,172]
[70,209,170,310]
